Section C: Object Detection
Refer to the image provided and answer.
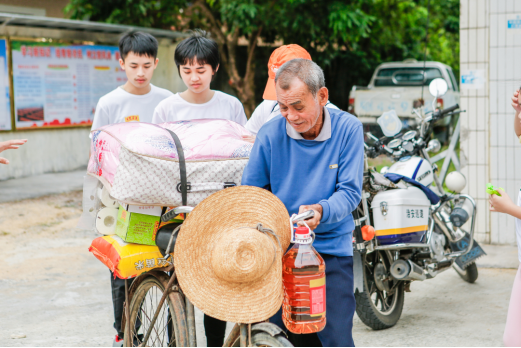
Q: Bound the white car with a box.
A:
[348,59,460,130]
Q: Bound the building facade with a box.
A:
[460,0,521,245]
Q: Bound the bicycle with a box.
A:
[121,206,313,347]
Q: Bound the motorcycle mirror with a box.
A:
[427,139,441,153]
[402,130,417,141]
[387,138,402,149]
[428,78,448,97]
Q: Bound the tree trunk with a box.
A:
[227,33,258,117]
[192,0,261,118]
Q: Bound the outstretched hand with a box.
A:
[0,139,27,164]
[512,90,521,114]
[489,188,515,214]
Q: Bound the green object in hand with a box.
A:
[486,183,504,196]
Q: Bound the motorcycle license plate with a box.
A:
[450,233,487,269]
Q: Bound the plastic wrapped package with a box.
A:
[89,235,171,279]
[77,175,102,230]
[87,119,253,207]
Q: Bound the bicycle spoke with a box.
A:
[128,279,180,348]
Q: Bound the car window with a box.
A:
[374,67,444,87]
[446,68,459,91]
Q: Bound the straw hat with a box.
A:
[174,186,291,323]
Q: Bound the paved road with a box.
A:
[0,192,517,346]
[0,169,86,203]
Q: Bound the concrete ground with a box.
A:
[0,169,86,203]
[0,172,519,346]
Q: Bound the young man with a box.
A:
[152,30,246,347]
[90,31,173,347]
[91,32,172,134]
[243,44,338,142]
[151,31,246,126]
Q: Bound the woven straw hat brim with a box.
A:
[174,186,291,323]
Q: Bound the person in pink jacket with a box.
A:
[0,139,26,164]
[489,89,521,347]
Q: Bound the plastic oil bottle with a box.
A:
[282,226,326,334]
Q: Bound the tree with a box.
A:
[287,0,459,110]
[65,0,373,116]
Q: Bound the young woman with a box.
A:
[152,30,246,126]
[152,30,246,347]
[489,89,521,347]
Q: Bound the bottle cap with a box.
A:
[295,226,309,235]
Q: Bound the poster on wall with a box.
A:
[460,69,486,90]
[11,41,127,129]
[0,39,11,131]
[507,14,521,29]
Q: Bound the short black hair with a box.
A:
[174,30,220,74]
[119,32,158,61]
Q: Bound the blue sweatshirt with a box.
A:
[242,107,364,257]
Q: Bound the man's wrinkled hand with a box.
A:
[297,204,322,230]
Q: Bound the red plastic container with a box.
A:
[282,226,326,334]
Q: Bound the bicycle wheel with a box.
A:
[230,332,292,347]
[251,332,292,347]
[124,276,185,347]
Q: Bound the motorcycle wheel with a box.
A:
[453,262,479,283]
[355,250,405,330]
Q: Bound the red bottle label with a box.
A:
[309,277,326,316]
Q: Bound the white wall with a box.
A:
[460,0,520,245]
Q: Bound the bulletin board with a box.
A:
[11,40,127,129]
[0,39,12,131]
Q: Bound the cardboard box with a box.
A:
[116,204,161,246]
[119,203,162,216]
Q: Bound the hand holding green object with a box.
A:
[486,183,504,196]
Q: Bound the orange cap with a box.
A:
[262,44,311,100]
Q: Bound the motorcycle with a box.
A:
[352,78,486,330]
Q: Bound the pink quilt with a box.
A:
[88,119,253,187]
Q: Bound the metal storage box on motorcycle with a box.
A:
[370,187,430,245]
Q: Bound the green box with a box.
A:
[116,205,160,246]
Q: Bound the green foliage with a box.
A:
[64,0,187,29]
[272,0,373,66]
[319,0,460,109]
[349,0,460,82]
[64,0,460,110]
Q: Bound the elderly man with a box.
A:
[242,58,364,347]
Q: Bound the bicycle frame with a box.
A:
[123,204,290,347]
[123,264,260,347]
